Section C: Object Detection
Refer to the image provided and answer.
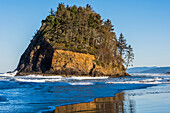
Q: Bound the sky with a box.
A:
[0,0,170,72]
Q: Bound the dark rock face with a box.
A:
[17,29,54,74]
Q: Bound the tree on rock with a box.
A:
[118,33,127,57]
[125,44,134,69]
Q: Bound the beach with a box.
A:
[0,73,170,113]
[54,83,170,113]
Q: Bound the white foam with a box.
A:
[106,81,160,84]
[163,78,169,79]
[106,78,170,84]
[68,82,94,85]
[0,71,18,77]
[68,76,108,80]
[15,78,45,83]
[8,75,108,83]
[140,78,162,82]
[131,73,164,76]
[45,78,62,82]
[108,76,162,84]
[15,75,107,80]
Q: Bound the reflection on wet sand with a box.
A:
[54,92,135,113]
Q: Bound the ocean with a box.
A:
[0,72,170,113]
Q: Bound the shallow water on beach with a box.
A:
[125,84,170,113]
[0,73,170,113]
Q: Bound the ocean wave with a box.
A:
[106,81,163,84]
[23,75,63,78]
[68,82,94,85]
[12,75,108,83]
[45,78,62,82]
[130,73,166,77]
[0,71,18,77]
[18,75,108,80]
[106,77,170,84]
[15,78,46,83]
[67,76,109,80]
[1,73,170,85]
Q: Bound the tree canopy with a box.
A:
[38,3,134,70]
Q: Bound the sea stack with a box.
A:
[16,4,130,77]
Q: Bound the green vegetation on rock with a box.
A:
[38,3,134,69]
[16,3,134,76]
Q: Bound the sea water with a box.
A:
[0,72,170,113]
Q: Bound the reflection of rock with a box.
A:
[54,92,127,113]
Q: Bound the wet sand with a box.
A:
[53,92,132,113]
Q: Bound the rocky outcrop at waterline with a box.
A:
[16,42,129,77]
[16,4,131,77]
[16,33,128,76]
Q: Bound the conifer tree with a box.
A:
[125,45,134,69]
[118,33,127,57]
[40,3,134,70]
[49,8,55,16]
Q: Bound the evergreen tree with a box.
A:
[125,45,134,69]
[118,33,127,57]
[49,8,55,16]
[40,3,134,70]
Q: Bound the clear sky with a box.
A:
[0,0,170,73]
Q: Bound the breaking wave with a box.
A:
[68,82,94,85]
[0,72,170,85]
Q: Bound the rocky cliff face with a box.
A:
[16,13,129,77]
[16,4,132,77]
[16,27,128,77]
[17,45,128,76]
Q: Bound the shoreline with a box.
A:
[2,73,169,113]
[15,72,131,77]
[53,92,125,113]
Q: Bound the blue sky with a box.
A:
[0,0,170,72]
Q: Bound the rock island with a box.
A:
[16,4,133,77]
